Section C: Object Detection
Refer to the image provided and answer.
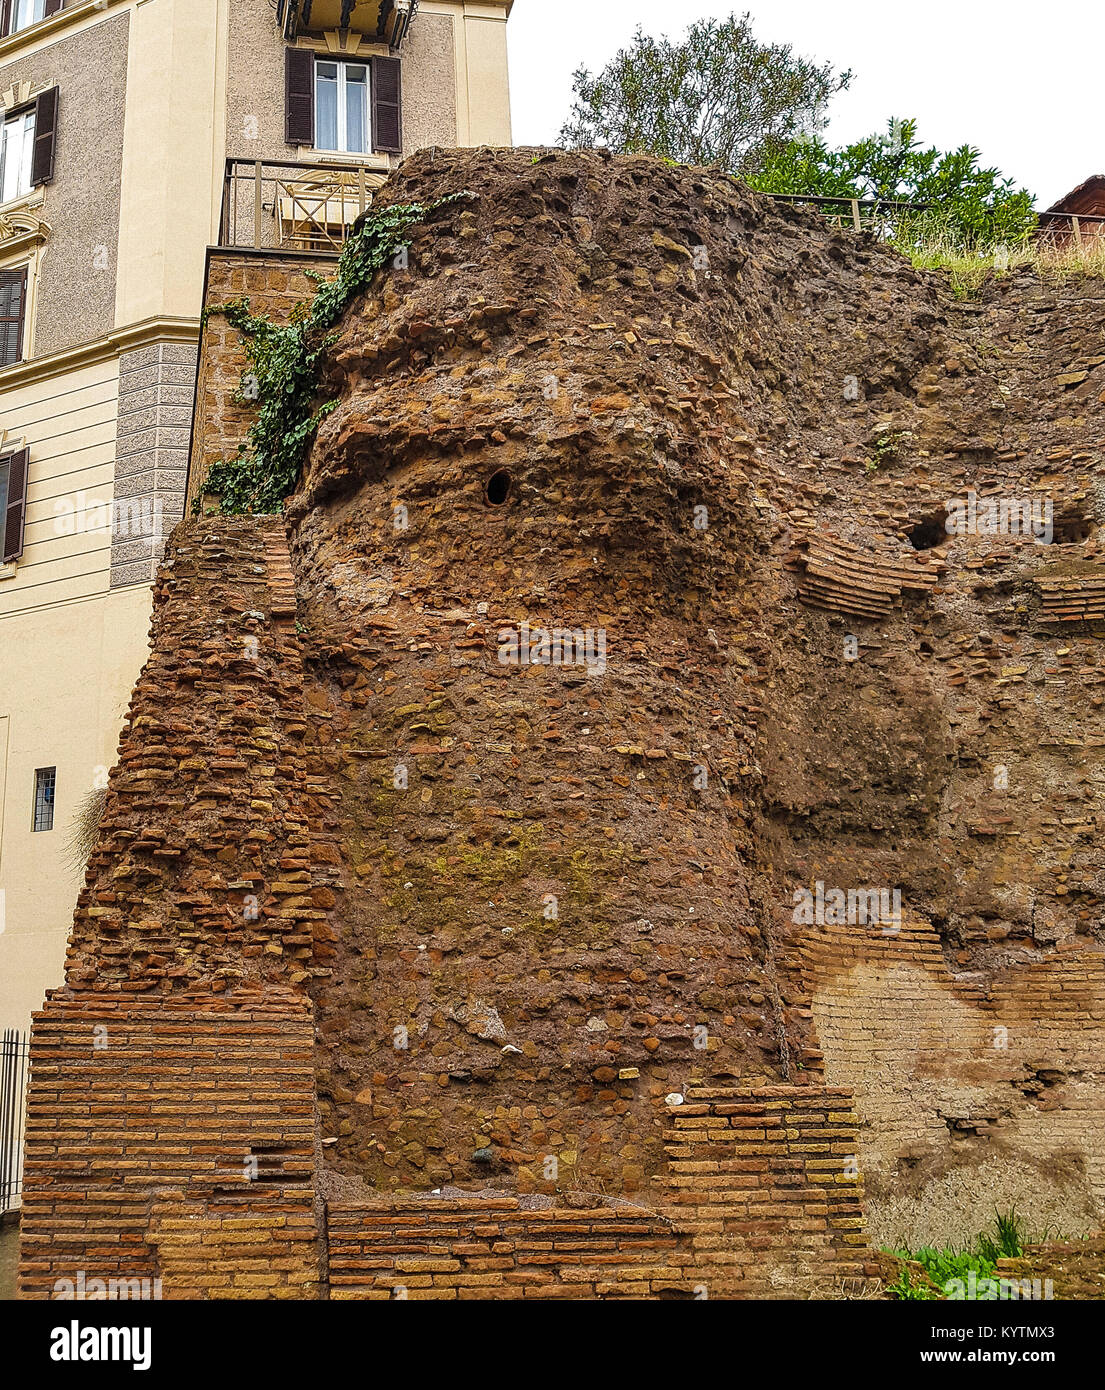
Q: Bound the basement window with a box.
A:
[32,766,55,832]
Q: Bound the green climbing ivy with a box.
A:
[197,193,469,516]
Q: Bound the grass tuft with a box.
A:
[885,212,1105,297]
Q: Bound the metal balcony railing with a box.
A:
[220,158,390,253]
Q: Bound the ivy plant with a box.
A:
[198,193,469,516]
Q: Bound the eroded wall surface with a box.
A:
[20,147,1105,1296]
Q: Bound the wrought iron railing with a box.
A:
[764,193,932,231]
[0,1029,28,1213]
[220,158,389,252]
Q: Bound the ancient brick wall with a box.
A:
[61,516,342,994]
[328,1198,683,1300]
[17,992,318,1300]
[325,1083,877,1299]
[18,518,335,1298]
[995,1235,1105,1299]
[804,914,1105,1247]
[660,1085,875,1298]
[20,148,1105,1296]
[187,251,339,515]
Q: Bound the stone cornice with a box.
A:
[0,0,127,63]
[0,315,198,391]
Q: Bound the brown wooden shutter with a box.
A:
[31,87,59,186]
[0,2,13,38]
[371,56,402,154]
[44,0,64,16]
[3,447,29,564]
[0,269,26,367]
[285,48,315,146]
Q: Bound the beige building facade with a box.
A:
[0,0,513,1045]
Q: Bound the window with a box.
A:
[315,61,369,154]
[0,109,34,204]
[33,767,55,832]
[12,0,45,31]
[1,445,28,561]
[286,50,402,154]
[0,90,59,204]
[0,269,25,365]
[4,1,62,36]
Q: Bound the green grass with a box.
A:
[885,1208,1026,1300]
[886,215,1105,298]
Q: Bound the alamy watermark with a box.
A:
[792,881,902,933]
[944,492,1053,544]
[498,623,607,676]
[944,1271,1054,1301]
[52,1270,162,1301]
[53,493,164,540]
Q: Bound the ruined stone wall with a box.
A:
[803,916,1105,1247]
[20,147,1105,1296]
[187,252,339,516]
[280,149,1105,1229]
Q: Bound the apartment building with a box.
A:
[0,0,513,1045]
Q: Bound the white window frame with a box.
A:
[314,59,370,156]
[0,108,35,207]
[11,0,47,36]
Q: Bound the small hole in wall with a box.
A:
[1047,513,1096,545]
[907,514,948,550]
[486,469,513,506]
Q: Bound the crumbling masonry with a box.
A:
[18,148,1105,1297]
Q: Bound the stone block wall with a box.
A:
[112,341,200,588]
[186,251,339,516]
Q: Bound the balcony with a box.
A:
[220,158,389,253]
[275,0,418,44]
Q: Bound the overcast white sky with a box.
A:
[507,0,1103,209]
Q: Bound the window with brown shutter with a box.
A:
[30,85,58,186]
[285,48,315,146]
[371,56,402,154]
[1,445,29,564]
[0,268,26,367]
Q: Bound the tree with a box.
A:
[558,11,851,177]
[750,118,1037,245]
